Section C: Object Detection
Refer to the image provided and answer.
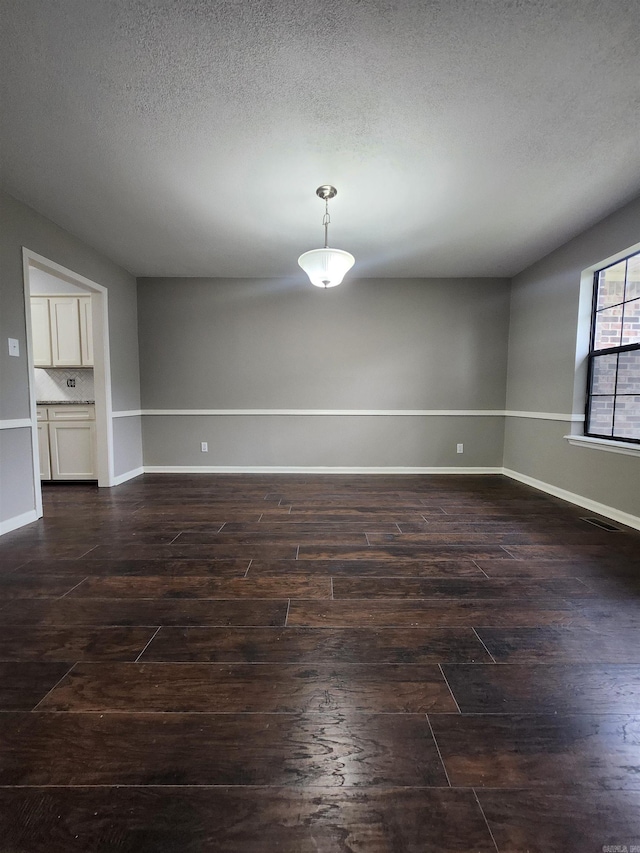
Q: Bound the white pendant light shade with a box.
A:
[298,247,355,288]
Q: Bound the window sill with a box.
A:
[564,434,640,458]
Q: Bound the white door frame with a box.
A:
[22,248,115,517]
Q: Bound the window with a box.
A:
[586,250,640,443]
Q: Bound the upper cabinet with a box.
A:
[79,296,94,366]
[50,297,83,365]
[30,295,93,367]
[30,297,53,367]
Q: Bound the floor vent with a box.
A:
[581,517,620,531]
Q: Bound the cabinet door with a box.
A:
[79,296,94,366]
[37,423,52,480]
[50,297,82,366]
[30,298,53,366]
[48,422,96,480]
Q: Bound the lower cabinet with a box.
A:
[37,423,52,480]
[37,406,96,481]
[48,421,96,479]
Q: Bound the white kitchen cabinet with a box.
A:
[48,421,96,480]
[30,295,93,368]
[47,405,95,421]
[79,296,94,366]
[36,405,96,481]
[37,423,51,480]
[30,298,53,366]
[50,297,82,366]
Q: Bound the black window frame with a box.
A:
[585,250,640,445]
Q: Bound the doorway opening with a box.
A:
[22,249,114,519]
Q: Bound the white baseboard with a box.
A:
[503,467,640,532]
[4,470,636,536]
[0,509,39,536]
[143,465,503,475]
[110,466,145,485]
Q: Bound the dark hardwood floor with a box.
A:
[0,473,639,852]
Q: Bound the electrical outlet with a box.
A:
[7,338,19,357]
[200,442,208,452]
[457,443,464,453]
[67,378,76,388]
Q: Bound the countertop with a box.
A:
[37,400,95,405]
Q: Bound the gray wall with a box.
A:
[0,429,35,522]
[504,194,640,519]
[0,190,142,525]
[113,416,144,478]
[138,277,509,468]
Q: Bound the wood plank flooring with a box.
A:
[0,472,639,852]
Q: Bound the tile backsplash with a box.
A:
[35,368,95,402]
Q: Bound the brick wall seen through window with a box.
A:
[586,251,640,442]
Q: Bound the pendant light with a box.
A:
[298,185,355,288]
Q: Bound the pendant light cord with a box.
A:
[322,198,330,248]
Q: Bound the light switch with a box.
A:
[8,338,19,357]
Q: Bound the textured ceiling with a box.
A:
[1,0,640,278]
